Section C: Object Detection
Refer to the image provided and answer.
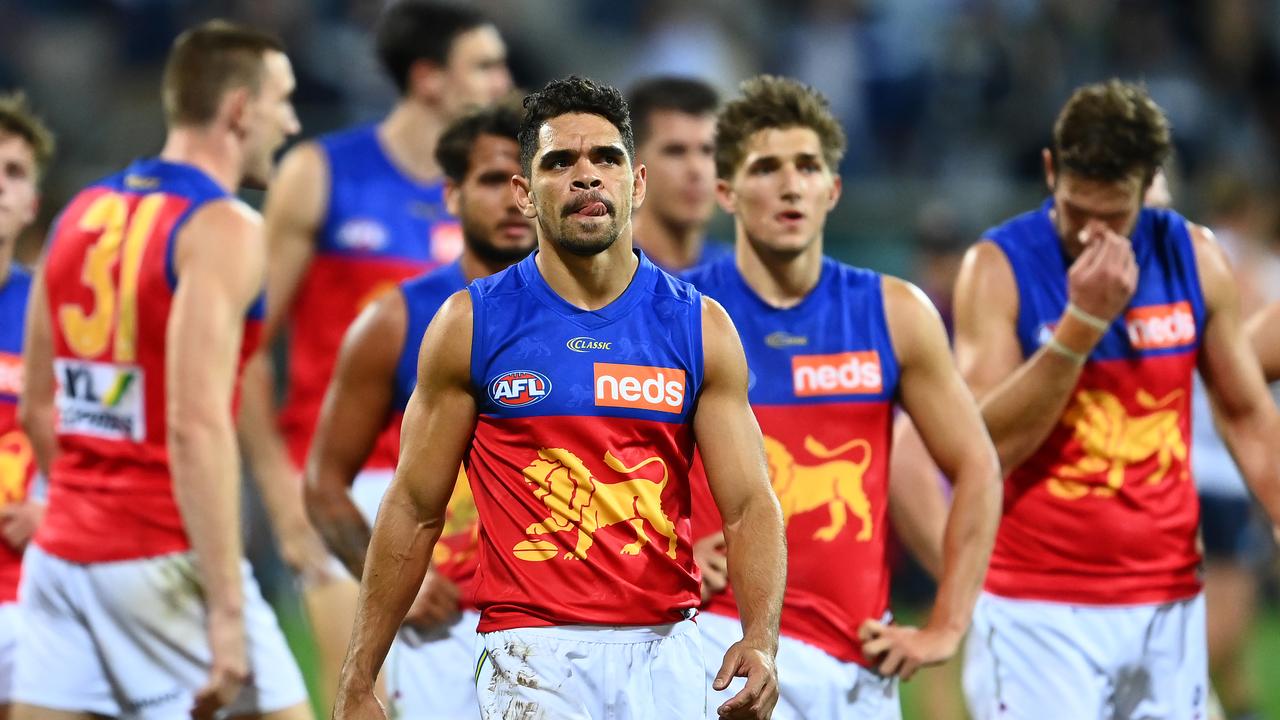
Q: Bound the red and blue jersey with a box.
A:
[392,262,479,596]
[37,158,264,563]
[685,256,901,666]
[465,250,703,631]
[280,124,461,471]
[0,265,34,601]
[985,202,1205,605]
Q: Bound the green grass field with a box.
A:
[274,597,1280,719]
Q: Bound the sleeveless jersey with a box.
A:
[279,124,461,471]
[391,262,480,597]
[985,202,1205,605]
[0,266,35,601]
[466,250,703,631]
[685,256,900,666]
[36,158,265,563]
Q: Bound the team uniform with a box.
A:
[0,265,35,704]
[466,250,706,719]
[350,262,483,719]
[14,159,307,718]
[963,202,1208,720]
[279,124,461,475]
[686,256,901,720]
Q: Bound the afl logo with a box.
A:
[489,370,552,408]
[566,336,612,353]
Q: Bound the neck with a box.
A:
[735,229,824,309]
[379,99,447,181]
[458,247,519,282]
[534,228,639,311]
[159,127,241,192]
[0,241,12,287]
[632,208,704,271]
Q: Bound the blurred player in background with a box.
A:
[16,21,308,720]
[954,80,1280,720]
[627,75,730,273]
[333,76,786,720]
[0,91,53,720]
[236,1,513,709]
[305,103,534,719]
[686,75,1000,720]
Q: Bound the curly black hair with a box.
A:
[436,102,523,183]
[1053,79,1172,185]
[518,75,634,177]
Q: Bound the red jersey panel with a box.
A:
[36,159,264,563]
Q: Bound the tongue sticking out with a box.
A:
[577,201,608,217]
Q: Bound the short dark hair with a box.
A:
[0,92,55,180]
[162,20,284,128]
[435,103,523,183]
[627,76,719,146]
[375,1,489,95]
[1053,79,1172,185]
[715,75,846,179]
[518,76,634,177]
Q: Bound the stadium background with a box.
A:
[5,1,1280,717]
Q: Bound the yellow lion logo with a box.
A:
[513,448,677,562]
[1048,388,1187,500]
[765,435,874,542]
[0,431,32,505]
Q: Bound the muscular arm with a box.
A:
[304,292,406,579]
[1246,301,1280,383]
[1193,225,1280,525]
[167,200,265,614]
[18,265,58,478]
[335,291,476,705]
[862,279,1001,678]
[693,297,785,718]
[236,142,330,575]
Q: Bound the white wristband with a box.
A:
[1066,303,1111,332]
[1046,337,1087,365]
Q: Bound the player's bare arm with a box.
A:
[334,290,476,720]
[166,199,266,716]
[886,414,947,579]
[18,265,57,479]
[1246,301,1280,383]
[237,141,332,579]
[860,278,1001,681]
[693,296,785,720]
[955,232,1136,470]
[1191,224,1280,526]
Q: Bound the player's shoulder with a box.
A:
[680,253,731,293]
[468,256,528,302]
[313,123,377,155]
[645,256,701,308]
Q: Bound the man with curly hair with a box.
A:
[332,76,787,720]
[950,80,1280,720]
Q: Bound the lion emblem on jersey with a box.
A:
[1048,388,1187,500]
[765,435,873,542]
[513,448,677,562]
[0,431,32,505]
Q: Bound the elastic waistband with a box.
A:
[482,618,698,645]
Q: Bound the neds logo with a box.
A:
[792,351,883,396]
[489,370,552,408]
[594,362,685,413]
[0,353,21,397]
[1125,301,1196,350]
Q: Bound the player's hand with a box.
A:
[0,499,45,550]
[403,568,461,631]
[713,640,779,719]
[1067,221,1138,323]
[857,619,961,681]
[279,517,343,588]
[693,531,728,603]
[332,686,388,720]
[192,608,249,720]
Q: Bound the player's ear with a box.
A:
[512,175,536,219]
[222,86,252,137]
[1042,148,1056,192]
[826,173,842,211]
[715,177,736,215]
[631,162,646,211]
[444,178,461,217]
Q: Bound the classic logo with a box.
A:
[566,336,612,353]
[766,435,874,542]
[594,362,685,413]
[1125,301,1195,351]
[765,331,808,349]
[488,370,552,408]
[792,351,882,397]
[512,448,676,561]
[53,359,146,442]
[1048,388,1187,500]
[0,352,22,398]
[336,218,388,252]
[123,175,160,190]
